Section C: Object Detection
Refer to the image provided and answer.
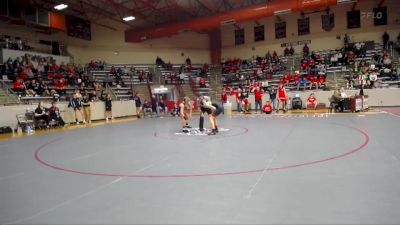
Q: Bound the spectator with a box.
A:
[289,45,295,55]
[142,100,153,117]
[82,93,92,124]
[170,103,179,117]
[297,76,308,90]
[158,99,167,116]
[235,88,242,112]
[199,77,206,88]
[306,93,318,109]
[268,86,276,110]
[277,84,288,113]
[48,101,65,126]
[262,100,273,114]
[133,92,142,118]
[34,101,50,127]
[303,43,310,57]
[151,94,160,117]
[284,47,290,56]
[69,91,86,125]
[55,78,66,96]
[12,78,25,95]
[382,31,390,49]
[221,87,228,103]
[104,94,113,121]
[252,86,263,113]
[241,97,250,113]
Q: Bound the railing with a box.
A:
[0,80,20,104]
[105,83,118,100]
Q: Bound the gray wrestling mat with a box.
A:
[1,113,400,224]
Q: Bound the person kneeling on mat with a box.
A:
[179,97,192,132]
[199,95,223,135]
[262,100,273,114]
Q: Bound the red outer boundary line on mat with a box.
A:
[34,125,369,179]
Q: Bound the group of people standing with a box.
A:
[221,83,289,114]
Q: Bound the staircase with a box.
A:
[0,82,19,105]
[207,65,223,101]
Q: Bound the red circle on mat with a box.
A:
[34,124,369,179]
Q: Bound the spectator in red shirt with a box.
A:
[262,101,273,114]
[293,72,300,85]
[283,73,292,86]
[229,87,234,96]
[199,77,206,88]
[277,84,288,112]
[318,75,326,88]
[252,86,263,113]
[221,87,228,103]
[307,93,318,109]
[309,76,319,90]
[284,47,290,56]
[55,78,66,95]
[203,63,209,72]
[12,78,25,94]
[242,97,250,113]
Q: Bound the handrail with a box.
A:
[105,83,118,100]
[1,80,20,103]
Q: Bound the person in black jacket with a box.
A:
[34,101,50,127]
[104,94,112,121]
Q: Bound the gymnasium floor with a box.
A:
[1,109,400,224]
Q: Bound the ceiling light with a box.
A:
[274,9,292,15]
[123,16,135,22]
[337,0,357,4]
[54,4,68,10]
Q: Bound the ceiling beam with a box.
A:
[66,0,135,28]
[196,0,216,13]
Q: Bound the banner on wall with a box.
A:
[281,40,311,48]
[321,13,335,32]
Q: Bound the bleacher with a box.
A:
[90,64,153,100]
[159,64,214,97]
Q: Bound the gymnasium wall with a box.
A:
[221,0,400,59]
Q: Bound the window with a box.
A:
[235,28,245,45]
[275,21,286,39]
[298,17,310,36]
[347,10,360,29]
[254,25,264,42]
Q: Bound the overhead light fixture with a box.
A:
[123,16,135,22]
[54,4,68,10]
[220,19,236,26]
[274,9,292,15]
[337,0,357,4]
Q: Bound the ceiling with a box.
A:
[29,0,270,30]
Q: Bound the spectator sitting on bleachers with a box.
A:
[55,78,66,95]
[289,45,295,55]
[284,47,290,56]
[303,43,310,57]
[199,77,206,88]
[12,78,25,95]
[307,93,318,110]
[297,76,308,91]
[25,79,37,96]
